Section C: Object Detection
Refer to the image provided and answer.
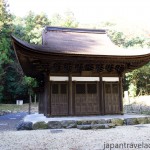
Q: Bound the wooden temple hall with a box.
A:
[12,26,150,116]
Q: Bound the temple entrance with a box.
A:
[74,82,100,115]
[51,82,68,115]
[104,82,120,114]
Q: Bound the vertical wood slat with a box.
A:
[72,81,76,115]
[47,76,50,116]
[43,73,47,115]
[51,82,68,116]
[112,83,119,113]
[104,82,120,114]
[99,77,104,115]
[75,82,99,115]
[119,77,123,114]
[104,83,109,114]
[49,81,52,115]
[68,74,73,115]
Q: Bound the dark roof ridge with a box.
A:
[44,26,106,34]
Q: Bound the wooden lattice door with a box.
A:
[51,82,68,115]
[75,82,99,115]
[104,82,120,114]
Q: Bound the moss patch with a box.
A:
[147,117,150,123]
[137,117,148,124]
[33,121,48,130]
[111,118,124,126]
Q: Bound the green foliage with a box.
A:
[108,28,150,96]
[126,63,150,96]
[22,11,50,44]
[23,76,37,95]
[51,11,78,28]
[108,30,126,47]
[124,37,145,48]
[3,63,28,102]
[0,1,36,103]
[0,0,13,102]
[62,11,78,27]
[50,13,62,26]
[108,30,147,48]
[13,11,51,44]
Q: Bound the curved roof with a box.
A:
[12,26,150,56]
[11,26,150,77]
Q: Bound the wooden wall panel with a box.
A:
[104,82,120,114]
[74,82,100,115]
[51,82,68,116]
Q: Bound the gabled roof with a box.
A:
[11,26,150,77]
[13,26,150,56]
[42,26,150,56]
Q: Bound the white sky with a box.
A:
[7,0,150,25]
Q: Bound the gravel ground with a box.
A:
[0,124,150,150]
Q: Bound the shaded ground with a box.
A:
[0,112,27,131]
[0,103,38,131]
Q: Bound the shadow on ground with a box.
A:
[0,112,28,131]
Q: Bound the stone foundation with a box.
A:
[17,116,150,130]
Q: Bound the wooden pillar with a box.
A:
[68,74,73,115]
[99,76,105,115]
[119,76,123,114]
[43,72,50,116]
[48,80,51,116]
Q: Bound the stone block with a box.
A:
[33,121,48,130]
[137,117,148,124]
[81,120,93,125]
[125,118,139,125]
[106,119,111,123]
[97,119,106,124]
[16,121,33,130]
[48,121,62,129]
[107,123,116,128]
[91,119,106,125]
[147,117,150,123]
[111,118,124,126]
[91,124,105,129]
[77,125,91,130]
[61,120,77,128]
[77,120,82,125]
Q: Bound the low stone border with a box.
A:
[16,116,150,130]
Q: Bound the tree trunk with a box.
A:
[34,94,37,104]
[29,94,32,114]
